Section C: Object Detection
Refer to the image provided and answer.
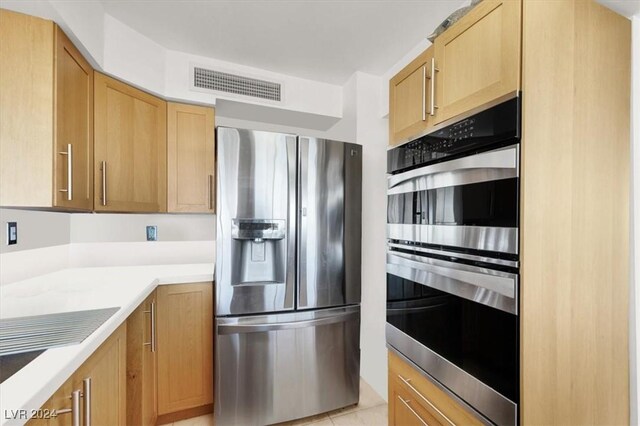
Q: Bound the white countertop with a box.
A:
[0,263,214,426]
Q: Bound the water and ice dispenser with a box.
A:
[230,219,286,286]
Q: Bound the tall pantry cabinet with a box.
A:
[387,0,631,424]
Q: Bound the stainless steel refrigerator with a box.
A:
[215,127,362,425]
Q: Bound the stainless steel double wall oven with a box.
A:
[386,97,520,426]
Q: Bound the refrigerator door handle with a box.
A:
[217,310,358,335]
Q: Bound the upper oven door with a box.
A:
[387,144,519,256]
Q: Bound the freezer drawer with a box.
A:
[215,306,361,425]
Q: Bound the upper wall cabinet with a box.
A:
[0,9,94,210]
[167,103,216,213]
[389,47,434,146]
[94,73,167,212]
[432,0,521,124]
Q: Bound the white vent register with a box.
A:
[193,67,282,102]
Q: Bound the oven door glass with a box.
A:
[387,144,519,256]
[386,272,518,403]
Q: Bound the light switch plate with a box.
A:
[7,222,17,245]
[146,225,157,241]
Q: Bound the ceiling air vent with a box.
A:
[193,67,281,102]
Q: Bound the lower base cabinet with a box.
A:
[127,291,157,426]
[27,324,126,426]
[388,351,482,426]
[27,281,214,426]
[156,283,214,422]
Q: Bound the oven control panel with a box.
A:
[388,97,520,174]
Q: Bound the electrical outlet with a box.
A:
[7,222,17,245]
[146,225,158,241]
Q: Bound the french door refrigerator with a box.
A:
[215,127,362,425]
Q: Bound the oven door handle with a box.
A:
[387,251,518,315]
[387,144,519,195]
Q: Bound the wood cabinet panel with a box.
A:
[94,72,167,212]
[520,1,630,424]
[0,9,55,207]
[53,26,93,210]
[157,283,213,415]
[127,291,157,426]
[388,352,482,426]
[389,47,433,146]
[74,324,126,426]
[433,0,521,124]
[167,103,216,213]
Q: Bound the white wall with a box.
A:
[631,13,639,426]
[353,72,389,400]
[0,209,216,285]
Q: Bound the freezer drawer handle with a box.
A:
[218,310,358,334]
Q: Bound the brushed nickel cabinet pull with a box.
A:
[422,65,427,121]
[56,389,81,426]
[58,144,73,200]
[142,301,156,352]
[100,161,107,206]
[82,378,91,426]
[208,174,214,210]
[397,396,428,426]
[430,57,440,116]
[398,374,455,426]
[150,301,156,352]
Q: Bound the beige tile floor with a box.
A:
[171,379,387,426]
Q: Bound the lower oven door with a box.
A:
[386,249,518,426]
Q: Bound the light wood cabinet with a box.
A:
[94,72,167,212]
[54,26,94,210]
[388,351,482,426]
[432,0,521,124]
[167,103,216,213]
[520,1,630,424]
[26,324,126,426]
[127,291,157,426]
[388,47,434,146]
[156,283,214,419]
[0,9,93,210]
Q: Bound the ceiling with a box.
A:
[598,0,640,17]
[98,0,465,85]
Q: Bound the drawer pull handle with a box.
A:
[398,374,456,426]
[398,396,428,426]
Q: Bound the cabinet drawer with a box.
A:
[388,351,483,426]
[390,374,442,426]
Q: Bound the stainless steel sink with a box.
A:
[0,307,119,357]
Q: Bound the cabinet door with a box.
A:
[26,379,74,426]
[0,9,55,207]
[53,26,93,211]
[74,324,126,426]
[94,72,167,212]
[389,47,433,146]
[167,103,216,213]
[127,291,157,426]
[157,283,213,415]
[433,0,521,124]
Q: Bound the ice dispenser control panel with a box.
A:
[231,219,286,241]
